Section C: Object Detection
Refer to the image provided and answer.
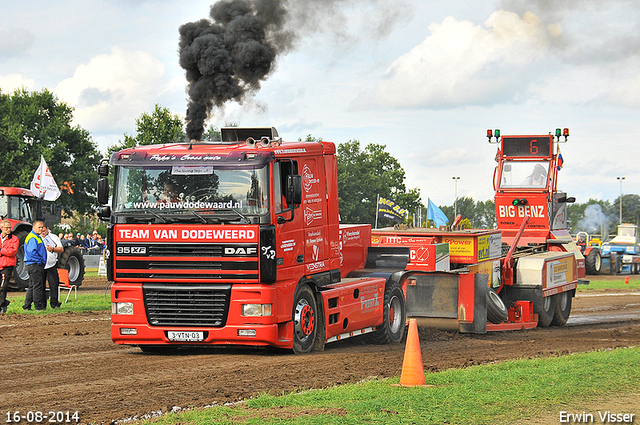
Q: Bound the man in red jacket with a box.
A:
[0,220,19,315]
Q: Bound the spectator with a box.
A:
[22,221,48,311]
[42,224,63,309]
[82,234,92,249]
[0,219,19,315]
[95,235,106,251]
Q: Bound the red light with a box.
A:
[563,128,569,137]
[487,129,493,137]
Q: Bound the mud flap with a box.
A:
[404,271,488,334]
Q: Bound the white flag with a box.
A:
[30,155,61,201]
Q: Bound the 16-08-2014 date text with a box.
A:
[5,411,79,424]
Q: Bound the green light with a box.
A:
[512,198,520,206]
[555,128,561,137]
[495,129,501,138]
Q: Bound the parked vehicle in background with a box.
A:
[0,186,85,290]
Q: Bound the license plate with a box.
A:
[167,331,204,342]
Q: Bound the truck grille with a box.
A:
[115,242,258,281]
[143,284,231,327]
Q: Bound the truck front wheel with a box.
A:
[368,284,405,344]
[292,284,317,354]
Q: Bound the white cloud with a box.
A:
[355,10,560,109]
[0,74,35,92]
[55,47,167,133]
[0,27,34,57]
[605,74,640,108]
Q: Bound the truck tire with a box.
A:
[487,288,508,324]
[292,284,318,354]
[537,295,556,327]
[58,247,84,287]
[551,291,572,327]
[10,230,30,291]
[585,249,601,275]
[368,284,406,344]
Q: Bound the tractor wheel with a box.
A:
[292,284,318,354]
[487,288,508,324]
[551,291,572,326]
[585,249,601,275]
[58,247,84,286]
[537,295,556,327]
[367,284,406,344]
[10,230,29,291]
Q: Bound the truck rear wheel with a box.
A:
[292,284,318,354]
[487,288,508,324]
[585,249,601,275]
[551,291,572,326]
[368,284,405,344]
[537,295,556,327]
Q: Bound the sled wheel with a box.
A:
[487,288,508,324]
[537,294,557,327]
[551,291,572,327]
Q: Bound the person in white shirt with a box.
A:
[522,164,547,187]
[42,224,64,309]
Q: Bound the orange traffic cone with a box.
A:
[625,277,629,285]
[397,318,427,387]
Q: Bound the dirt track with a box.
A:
[1,276,640,424]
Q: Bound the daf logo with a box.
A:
[225,247,257,255]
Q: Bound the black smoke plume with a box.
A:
[179,0,293,140]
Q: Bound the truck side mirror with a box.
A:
[98,163,109,177]
[97,205,111,220]
[286,175,302,207]
[97,177,109,205]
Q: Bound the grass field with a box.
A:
[135,347,640,425]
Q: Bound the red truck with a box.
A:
[97,127,406,353]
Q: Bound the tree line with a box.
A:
[1,87,637,238]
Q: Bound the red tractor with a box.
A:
[0,186,84,290]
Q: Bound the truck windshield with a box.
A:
[499,161,550,189]
[112,165,269,217]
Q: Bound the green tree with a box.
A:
[337,140,422,226]
[440,198,496,229]
[0,88,101,215]
[107,104,185,155]
[616,194,640,226]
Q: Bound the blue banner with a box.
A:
[427,198,449,227]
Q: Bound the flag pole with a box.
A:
[375,194,379,229]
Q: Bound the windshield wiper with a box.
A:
[190,208,252,224]
[188,210,209,224]
[114,210,167,223]
[219,209,251,224]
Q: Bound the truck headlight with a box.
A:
[112,302,134,315]
[242,304,272,317]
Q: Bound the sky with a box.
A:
[1,0,639,211]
